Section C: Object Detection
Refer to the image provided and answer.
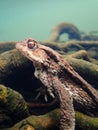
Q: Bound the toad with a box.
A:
[16,38,98,130]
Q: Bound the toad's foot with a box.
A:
[35,87,55,102]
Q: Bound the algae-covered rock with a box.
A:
[0,84,29,128]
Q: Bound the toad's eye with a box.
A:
[27,39,38,50]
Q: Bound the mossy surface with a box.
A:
[0,84,7,102]
[76,111,98,130]
[0,49,31,82]
[64,56,98,89]
[0,84,29,128]
[4,109,60,130]
[4,109,98,130]
[0,41,16,54]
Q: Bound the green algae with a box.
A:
[0,84,30,128]
[76,111,98,130]
[0,49,31,82]
[63,55,98,89]
[0,84,7,102]
[4,109,98,130]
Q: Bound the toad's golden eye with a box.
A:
[27,39,37,50]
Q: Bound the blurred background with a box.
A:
[0,0,98,41]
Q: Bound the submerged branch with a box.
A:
[4,109,98,130]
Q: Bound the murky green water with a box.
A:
[0,0,98,41]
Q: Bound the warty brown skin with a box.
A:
[16,38,98,130]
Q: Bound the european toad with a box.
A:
[16,38,98,130]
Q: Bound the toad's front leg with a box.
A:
[60,88,75,130]
[53,78,75,130]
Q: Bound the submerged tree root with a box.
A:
[4,109,98,130]
[0,41,16,54]
[47,22,81,42]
